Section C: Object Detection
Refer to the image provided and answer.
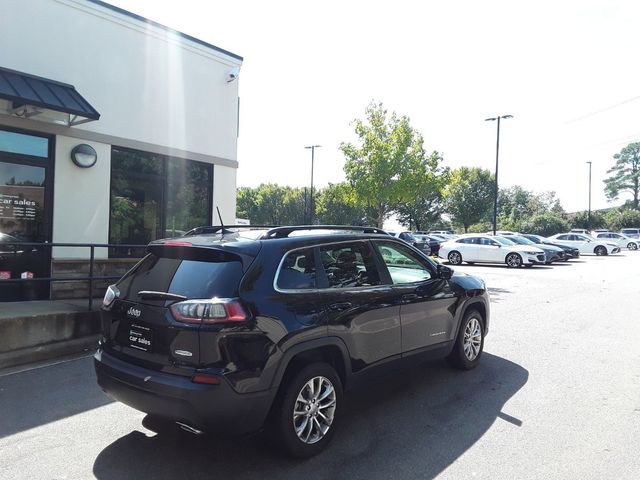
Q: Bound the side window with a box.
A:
[374,242,433,285]
[557,235,569,240]
[320,242,381,289]
[276,248,317,290]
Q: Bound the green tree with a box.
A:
[341,102,429,228]
[443,167,494,232]
[315,182,374,225]
[395,151,449,231]
[520,212,570,236]
[604,142,640,209]
[618,208,640,228]
[568,210,605,230]
[497,186,535,230]
[498,187,565,231]
[235,184,305,225]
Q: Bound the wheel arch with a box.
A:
[271,337,352,395]
[454,299,489,340]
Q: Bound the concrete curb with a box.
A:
[0,335,100,371]
[0,301,102,370]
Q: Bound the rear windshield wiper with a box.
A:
[137,291,187,301]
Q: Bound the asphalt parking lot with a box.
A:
[1,252,639,479]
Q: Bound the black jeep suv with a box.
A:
[94,225,490,457]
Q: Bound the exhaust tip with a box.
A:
[176,421,204,435]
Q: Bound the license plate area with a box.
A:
[128,324,153,352]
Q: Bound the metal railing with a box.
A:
[0,242,146,311]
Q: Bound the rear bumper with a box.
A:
[94,349,275,435]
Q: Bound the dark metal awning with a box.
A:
[0,66,100,126]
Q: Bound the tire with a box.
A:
[627,242,638,250]
[448,251,463,265]
[448,309,485,370]
[505,252,522,268]
[594,245,607,256]
[273,363,342,458]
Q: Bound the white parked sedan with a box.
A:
[547,233,620,255]
[593,232,639,250]
[438,234,547,268]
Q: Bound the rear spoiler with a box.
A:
[147,242,250,267]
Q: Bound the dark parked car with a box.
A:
[413,233,442,256]
[94,225,490,457]
[498,235,566,263]
[388,231,431,255]
[521,234,580,260]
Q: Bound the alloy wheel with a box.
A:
[506,253,522,268]
[463,317,482,361]
[595,246,607,256]
[293,376,336,444]
[448,251,462,265]
[628,242,638,250]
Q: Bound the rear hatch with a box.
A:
[102,242,252,371]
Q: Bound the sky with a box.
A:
[109,0,640,213]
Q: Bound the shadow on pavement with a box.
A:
[487,286,510,303]
[0,355,112,438]
[93,353,528,480]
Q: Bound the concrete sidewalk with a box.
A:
[0,299,101,370]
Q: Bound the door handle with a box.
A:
[329,302,352,311]
[401,293,419,302]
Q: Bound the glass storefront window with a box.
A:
[0,162,46,242]
[109,147,213,256]
[0,130,49,158]
[165,159,212,237]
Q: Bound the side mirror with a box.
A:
[437,264,453,280]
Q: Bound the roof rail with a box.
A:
[260,225,388,239]
[184,225,279,236]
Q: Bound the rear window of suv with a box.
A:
[116,253,244,303]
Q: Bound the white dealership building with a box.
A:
[0,0,242,300]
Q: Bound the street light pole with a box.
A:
[587,161,592,231]
[304,145,321,224]
[485,115,513,235]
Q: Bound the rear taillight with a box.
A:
[192,375,221,385]
[170,299,248,324]
[102,284,120,309]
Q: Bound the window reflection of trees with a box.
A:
[109,148,212,256]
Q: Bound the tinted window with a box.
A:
[557,235,569,240]
[276,248,317,290]
[479,237,497,245]
[459,237,476,244]
[399,232,417,242]
[375,241,432,285]
[494,237,514,245]
[117,253,243,303]
[320,242,380,288]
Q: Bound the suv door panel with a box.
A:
[319,241,402,372]
[373,240,457,352]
